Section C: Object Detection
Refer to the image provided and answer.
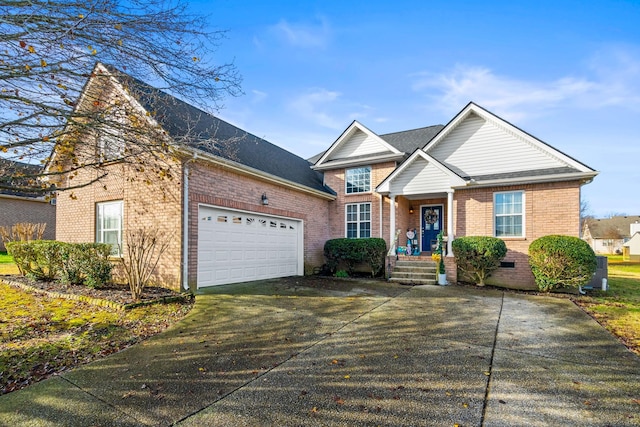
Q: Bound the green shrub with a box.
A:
[324,238,387,277]
[335,270,349,278]
[7,241,112,287]
[451,236,507,286]
[60,243,113,288]
[528,235,596,292]
[6,240,65,281]
[6,241,34,276]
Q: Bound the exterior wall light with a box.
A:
[409,206,414,214]
[261,193,269,205]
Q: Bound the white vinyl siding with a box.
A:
[346,203,371,238]
[96,200,123,256]
[331,129,391,159]
[428,113,569,178]
[346,166,371,194]
[389,157,452,195]
[494,191,524,237]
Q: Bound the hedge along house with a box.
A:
[54,63,597,291]
[53,63,335,291]
[312,103,598,289]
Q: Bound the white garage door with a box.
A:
[197,205,303,288]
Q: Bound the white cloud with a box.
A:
[270,17,331,48]
[288,88,344,129]
[251,89,268,104]
[412,66,595,121]
[287,89,380,131]
[412,46,640,120]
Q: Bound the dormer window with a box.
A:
[346,166,371,194]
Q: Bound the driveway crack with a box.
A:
[480,290,505,426]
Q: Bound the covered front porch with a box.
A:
[376,150,468,285]
[389,192,454,258]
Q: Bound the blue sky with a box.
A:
[188,0,640,218]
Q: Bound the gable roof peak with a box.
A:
[76,63,335,196]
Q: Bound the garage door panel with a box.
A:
[197,206,302,288]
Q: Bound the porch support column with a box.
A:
[446,190,454,257]
[389,194,396,249]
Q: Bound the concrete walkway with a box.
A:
[1,279,639,426]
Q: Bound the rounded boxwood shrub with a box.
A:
[324,238,387,277]
[528,235,596,292]
[451,236,507,286]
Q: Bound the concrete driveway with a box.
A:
[1,278,639,426]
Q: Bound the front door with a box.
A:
[421,205,443,253]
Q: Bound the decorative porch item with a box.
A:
[436,231,446,285]
[424,208,438,225]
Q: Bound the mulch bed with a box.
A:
[0,275,189,310]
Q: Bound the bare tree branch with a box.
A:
[0,0,242,193]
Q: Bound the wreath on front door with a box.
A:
[424,208,438,225]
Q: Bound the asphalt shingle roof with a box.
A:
[379,125,444,154]
[464,166,582,181]
[106,66,334,196]
[585,216,640,239]
[0,159,46,198]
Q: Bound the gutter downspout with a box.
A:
[182,153,197,291]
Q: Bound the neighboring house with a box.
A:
[623,232,640,261]
[54,63,598,291]
[582,216,640,254]
[0,159,56,251]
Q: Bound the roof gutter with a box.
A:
[0,193,51,203]
[311,153,405,171]
[453,171,599,189]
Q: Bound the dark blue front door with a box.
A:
[421,205,443,252]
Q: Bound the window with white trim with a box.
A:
[345,166,371,194]
[494,191,524,237]
[96,200,123,256]
[346,203,371,238]
[97,111,126,162]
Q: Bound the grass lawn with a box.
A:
[0,251,18,275]
[0,251,193,394]
[574,255,640,356]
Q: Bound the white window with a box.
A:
[494,191,524,237]
[346,166,371,194]
[346,203,371,238]
[96,200,123,256]
[98,131,125,162]
[97,111,126,162]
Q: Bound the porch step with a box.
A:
[390,259,437,285]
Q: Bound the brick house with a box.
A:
[0,159,56,251]
[54,63,597,291]
[312,104,598,288]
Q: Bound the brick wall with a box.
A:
[324,161,396,245]
[187,160,332,287]
[0,196,56,251]
[56,158,183,289]
[452,180,582,289]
